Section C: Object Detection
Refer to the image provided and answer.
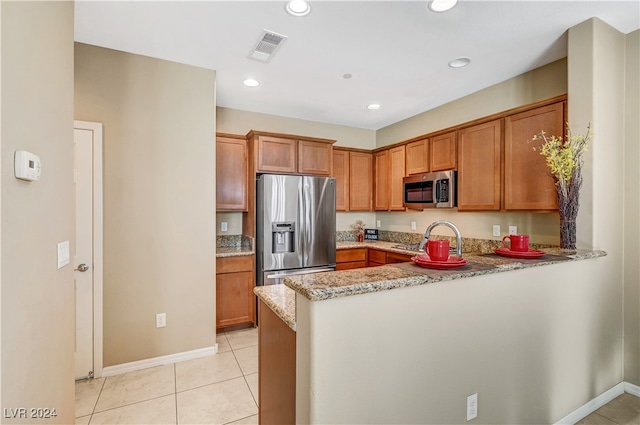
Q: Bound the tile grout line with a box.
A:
[174,362,179,425]
[86,376,107,424]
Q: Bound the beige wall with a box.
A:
[1,2,75,423]
[75,44,217,366]
[297,257,619,424]
[623,29,640,386]
[217,107,376,149]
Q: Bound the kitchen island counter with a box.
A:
[286,248,606,302]
[253,248,606,328]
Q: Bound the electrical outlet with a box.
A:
[467,393,478,421]
[509,225,517,235]
[411,221,417,231]
[221,222,228,232]
[156,313,166,328]
[376,220,381,228]
[492,225,501,237]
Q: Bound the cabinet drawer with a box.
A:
[216,256,254,274]
[336,248,366,263]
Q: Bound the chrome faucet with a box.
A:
[418,220,463,258]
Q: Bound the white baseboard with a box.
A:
[102,344,218,377]
[625,382,640,397]
[554,381,640,425]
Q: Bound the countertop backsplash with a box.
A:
[216,234,254,249]
[336,230,555,254]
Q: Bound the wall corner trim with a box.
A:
[553,382,640,424]
[101,344,219,377]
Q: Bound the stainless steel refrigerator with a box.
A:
[256,174,336,286]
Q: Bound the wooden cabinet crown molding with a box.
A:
[246,130,336,146]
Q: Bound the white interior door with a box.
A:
[73,121,104,380]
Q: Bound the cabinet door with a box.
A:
[216,270,255,329]
[367,249,386,267]
[458,120,502,211]
[332,149,350,211]
[298,140,332,176]
[389,145,406,211]
[385,252,413,264]
[349,152,373,211]
[258,300,296,425]
[504,102,562,210]
[373,150,389,211]
[406,138,429,175]
[216,137,248,211]
[257,136,297,173]
[430,131,457,171]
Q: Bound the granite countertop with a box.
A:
[216,246,255,258]
[254,284,296,331]
[337,240,424,255]
[285,248,607,302]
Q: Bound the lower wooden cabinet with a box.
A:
[258,300,296,425]
[216,256,256,330]
[336,248,367,270]
[337,247,413,269]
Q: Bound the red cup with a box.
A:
[502,234,530,252]
[426,239,450,262]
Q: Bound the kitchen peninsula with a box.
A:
[254,245,607,424]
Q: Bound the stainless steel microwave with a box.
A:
[403,170,456,209]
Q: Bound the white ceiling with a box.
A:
[74,1,640,130]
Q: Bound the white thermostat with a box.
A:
[14,150,41,181]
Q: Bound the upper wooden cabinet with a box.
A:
[457,120,502,211]
[332,149,349,211]
[388,146,406,210]
[374,146,406,211]
[256,135,297,173]
[349,151,373,211]
[332,148,373,212]
[216,135,248,211]
[504,103,563,210]
[251,132,335,176]
[430,131,457,171]
[406,138,429,175]
[373,150,389,211]
[298,140,333,175]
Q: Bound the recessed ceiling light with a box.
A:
[285,0,311,17]
[448,57,471,68]
[367,104,381,110]
[243,78,260,87]
[428,0,458,12]
[343,73,353,79]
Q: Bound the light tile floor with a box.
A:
[77,325,638,425]
[576,393,640,425]
[75,327,258,425]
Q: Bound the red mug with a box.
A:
[426,239,450,262]
[502,234,530,252]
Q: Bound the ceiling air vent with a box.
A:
[249,30,288,62]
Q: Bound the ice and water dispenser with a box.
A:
[272,222,295,253]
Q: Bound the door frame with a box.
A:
[74,120,104,378]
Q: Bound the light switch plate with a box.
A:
[509,226,517,235]
[492,225,501,237]
[57,241,70,270]
[376,220,381,228]
[411,221,417,231]
[221,222,228,232]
